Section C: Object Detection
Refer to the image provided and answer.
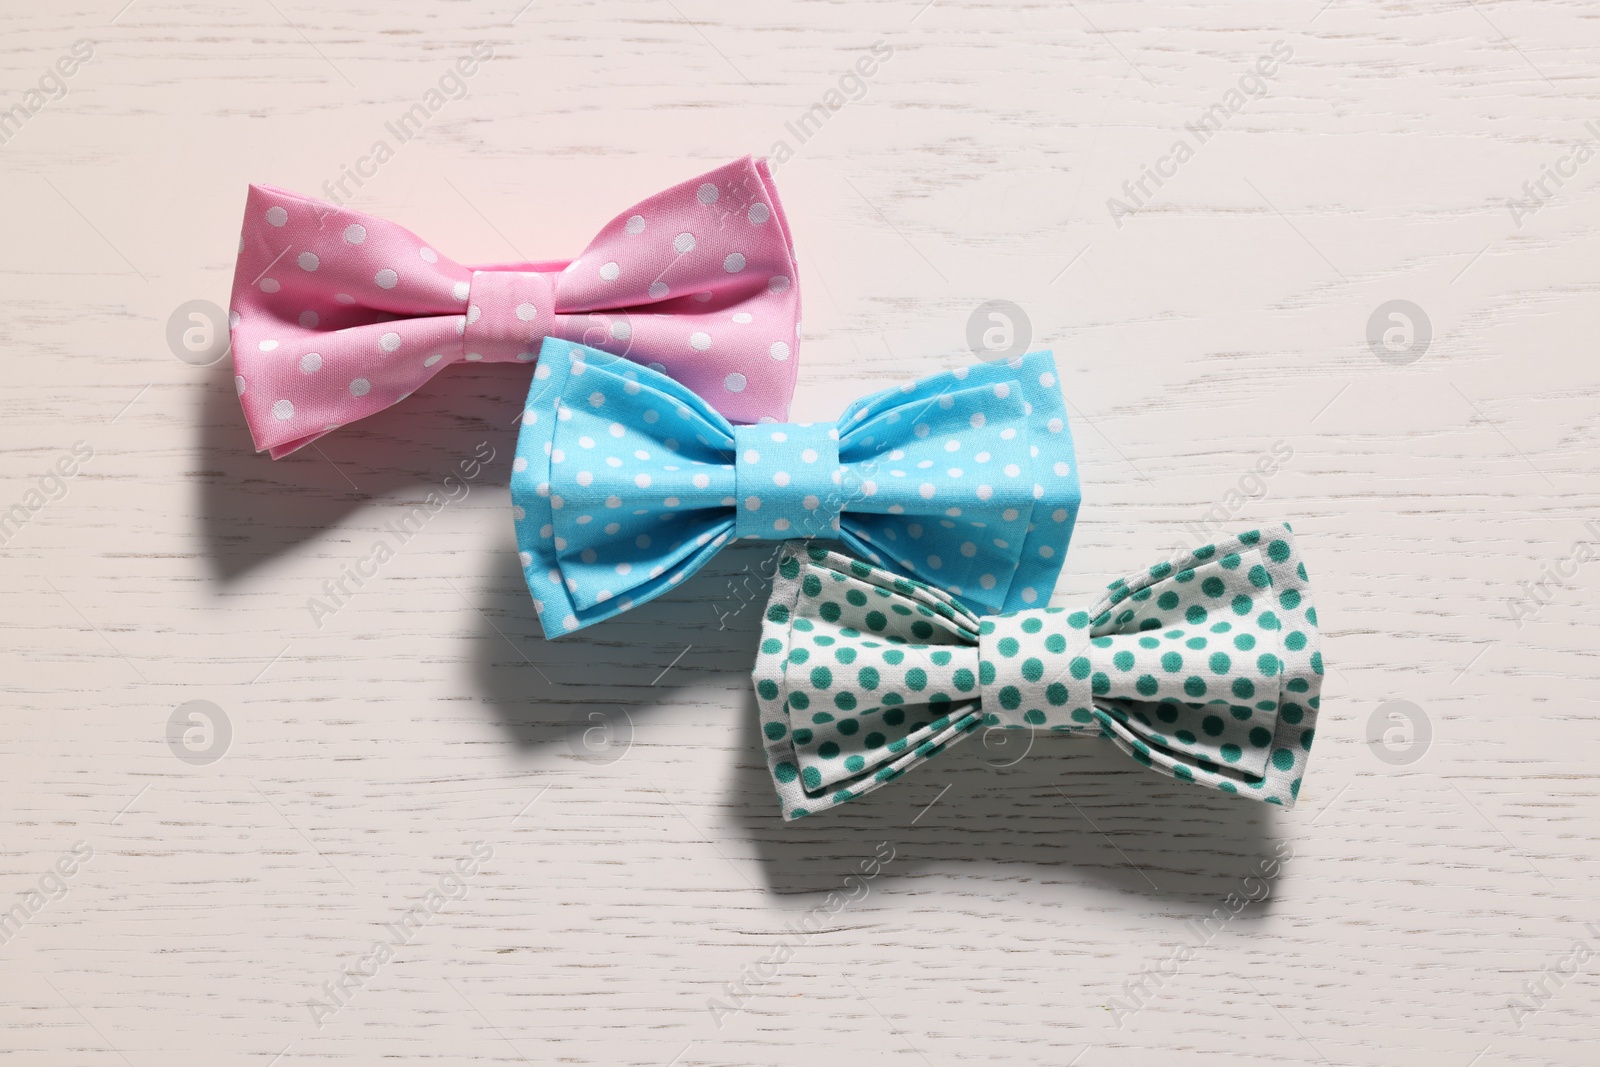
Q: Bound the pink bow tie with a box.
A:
[228,157,801,458]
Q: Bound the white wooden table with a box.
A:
[1,1,1596,1064]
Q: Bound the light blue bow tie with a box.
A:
[510,338,1080,637]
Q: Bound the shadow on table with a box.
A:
[195,356,533,582]
[467,539,781,751]
[465,537,1285,910]
[725,694,1286,908]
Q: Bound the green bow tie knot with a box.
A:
[752,525,1323,820]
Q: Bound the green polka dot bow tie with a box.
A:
[752,524,1323,820]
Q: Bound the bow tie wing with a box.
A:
[832,351,1080,614]
[231,185,475,458]
[1084,525,1321,805]
[511,339,741,638]
[552,157,801,425]
[754,544,986,820]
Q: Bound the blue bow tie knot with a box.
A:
[732,422,845,540]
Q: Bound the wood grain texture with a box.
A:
[0,0,1596,1063]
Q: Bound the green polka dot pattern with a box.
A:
[751,523,1322,820]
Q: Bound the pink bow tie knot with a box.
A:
[228,157,801,458]
[461,270,560,362]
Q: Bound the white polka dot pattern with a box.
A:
[751,525,1323,820]
[227,158,802,458]
[510,340,1080,638]
[733,422,842,539]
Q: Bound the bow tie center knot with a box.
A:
[978,611,1097,730]
[463,270,563,363]
[733,422,843,540]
